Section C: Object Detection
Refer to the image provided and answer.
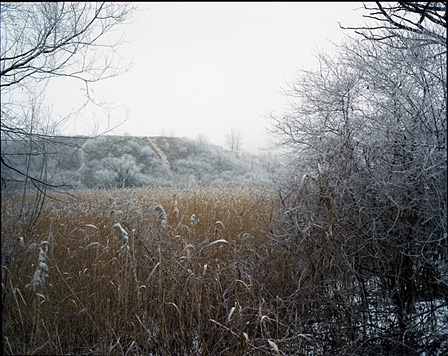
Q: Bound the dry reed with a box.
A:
[2,185,325,355]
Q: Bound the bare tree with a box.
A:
[270,3,447,353]
[102,154,141,188]
[225,128,243,151]
[342,2,446,45]
[0,2,134,90]
[1,2,135,239]
[196,133,209,147]
[1,2,135,191]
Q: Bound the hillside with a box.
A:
[1,135,282,189]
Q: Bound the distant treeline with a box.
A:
[1,135,282,190]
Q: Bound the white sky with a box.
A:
[47,2,366,153]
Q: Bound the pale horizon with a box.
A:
[44,2,366,153]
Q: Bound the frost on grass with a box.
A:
[113,222,129,253]
[153,204,167,228]
[173,199,179,218]
[25,247,49,292]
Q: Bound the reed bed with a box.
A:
[2,185,310,355]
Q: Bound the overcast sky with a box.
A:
[49,2,366,153]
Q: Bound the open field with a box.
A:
[3,186,301,355]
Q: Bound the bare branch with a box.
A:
[340,2,446,46]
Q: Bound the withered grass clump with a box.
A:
[2,185,315,355]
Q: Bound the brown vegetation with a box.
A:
[2,186,303,355]
[2,181,446,355]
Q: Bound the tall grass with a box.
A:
[3,184,446,355]
[3,185,310,355]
